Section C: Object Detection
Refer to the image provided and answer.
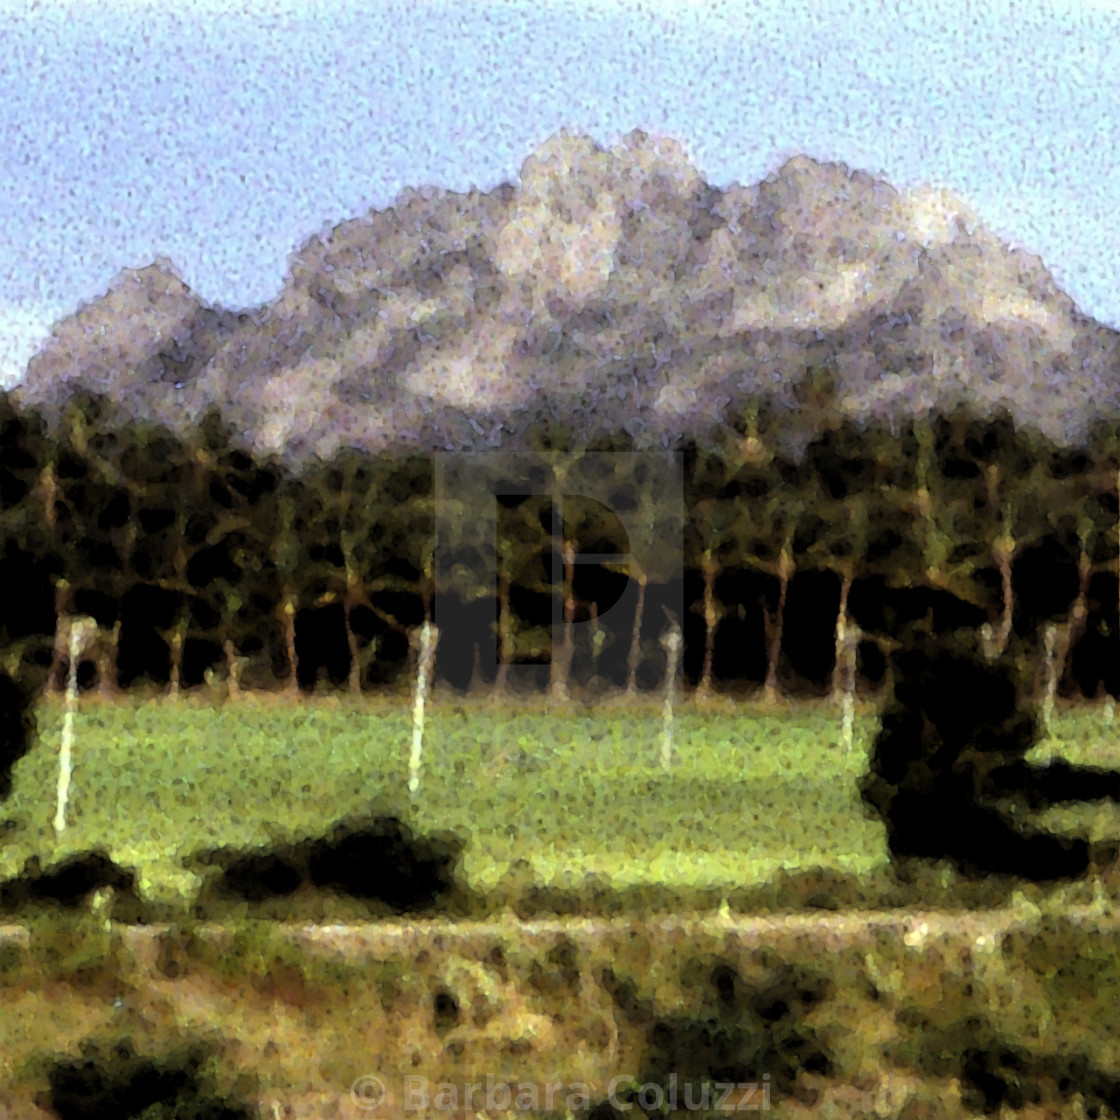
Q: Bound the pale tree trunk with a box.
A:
[282,593,299,696]
[55,636,80,834]
[549,539,577,704]
[49,578,73,693]
[840,619,862,754]
[467,639,485,696]
[763,542,793,706]
[167,603,188,700]
[339,529,369,697]
[991,537,1015,657]
[1041,546,1092,736]
[980,622,1000,664]
[419,558,434,642]
[694,553,720,702]
[659,619,683,772]
[408,621,439,799]
[164,540,191,699]
[831,573,861,753]
[224,639,250,701]
[588,602,605,689]
[986,466,1016,657]
[38,461,58,532]
[495,560,512,696]
[1042,623,1060,738]
[830,572,853,704]
[54,614,99,835]
[625,567,648,697]
[50,591,116,700]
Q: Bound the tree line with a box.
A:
[0,387,1118,706]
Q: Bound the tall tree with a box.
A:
[180,409,282,696]
[493,493,555,698]
[1086,416,1120,679]
[744,453,806,709]
[800,419,884,703]
[0,393,50,675]
[966,409,1048,657]
[762,534,795,707]
[122,422,196,698]
[42,393,128,695]
[321,451,392,695]
[683,441,742,701]
[271,480,304,696]
[913,414,987,612]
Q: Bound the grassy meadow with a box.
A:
[2,691,1118,912]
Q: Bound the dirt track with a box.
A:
[0,894,1117,958]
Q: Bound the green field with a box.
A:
[3,694,1119,910]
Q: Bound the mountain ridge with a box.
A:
[14,130,1120,466]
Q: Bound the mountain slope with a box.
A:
[15,131,1120,465]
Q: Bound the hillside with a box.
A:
[14,129,1120,467]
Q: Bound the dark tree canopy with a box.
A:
[0,672,35,801]
[861,630,1120,881]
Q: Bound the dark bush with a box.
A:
[0,849,145,922]
[597,959,833,1113]
[187,813,467,916]
[44,1036,254,1120]
[861,630,1120,882]
[0,671,36,801]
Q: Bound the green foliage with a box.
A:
[1018,923,1120,1049]
[157,919,387,998]
[23,909,129,988]
[1,697,1118,913]
[0,936,28,983]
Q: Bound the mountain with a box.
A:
[14,130,1120,466]
[15,256,240,433]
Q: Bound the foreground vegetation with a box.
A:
[4,902,1120,1117]
[0,693,1118,1117]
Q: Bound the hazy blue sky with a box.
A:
[0,0,1117,386]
